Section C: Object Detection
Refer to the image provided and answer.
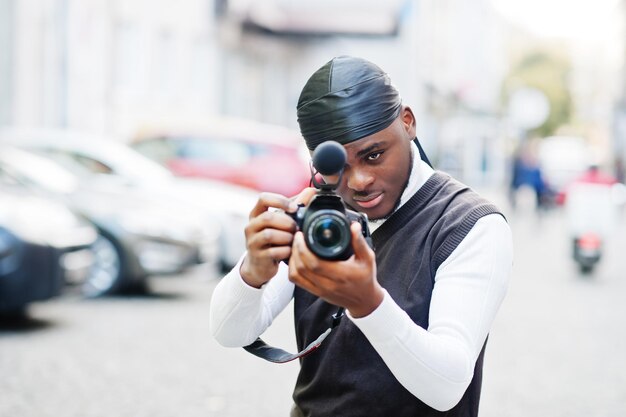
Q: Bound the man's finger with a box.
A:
[247,228,295,250]
[291,231,311,259]
[288,234,321,291]
[250,210,298,232]
[264,246,292,264]
[291,187,318,208]
[291,232,339,286]
[350,222,374,261]
[249,192,298,219]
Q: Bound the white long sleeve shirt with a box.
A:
[210,143,513,411]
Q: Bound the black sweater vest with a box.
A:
[292,172,502,417]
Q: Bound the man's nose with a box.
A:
[346,168,374,191]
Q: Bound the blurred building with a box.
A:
[0,0,220,137]
[0,0,510,186]
[613,0,626,181]
[412,0,509,186]
[568,1,625,172]
[216,0,509,186]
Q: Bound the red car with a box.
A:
[131,120,312,197]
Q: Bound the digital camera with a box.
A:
[287,141,372,261]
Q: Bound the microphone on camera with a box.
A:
[312,141,347,176]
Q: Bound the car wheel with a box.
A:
[84,234,123,297]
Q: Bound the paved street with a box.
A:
[480,204,626,417]
[0,264,299,417]
[1,201,626,417]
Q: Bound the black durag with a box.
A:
[297,56,401,150]
[296,56,431,166]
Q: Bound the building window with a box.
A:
[113,21,141,91]
[190,37,212,95]
[152,30,176,95]
[0,0,15,125]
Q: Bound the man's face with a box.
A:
[318,108,416,221]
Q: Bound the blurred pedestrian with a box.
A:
[613,156,624,184]
[210,56,513,416]
[509,143,551,211]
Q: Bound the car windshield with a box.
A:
[2,149,79,194]
[39,140,175,183]
[177,137,263,165]
[96,142,174,181]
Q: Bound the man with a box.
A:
[210,56,513,416]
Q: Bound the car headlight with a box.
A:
[118,208,219,244]
[134,240,194,274]
[118,211,189,241]
[1,199,97,248]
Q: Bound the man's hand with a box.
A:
[240,188,317,288]
[288,221,384,318]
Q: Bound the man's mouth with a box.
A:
[353,192,384,209]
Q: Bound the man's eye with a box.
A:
[367,152,383,161]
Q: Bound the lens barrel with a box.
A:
[303,209,352,260]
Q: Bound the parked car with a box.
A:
[130,118,312,197]
[0,128,257,270]
[0,181,97,313]
[0,145,219,297]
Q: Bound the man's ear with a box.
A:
[401,106,417,139]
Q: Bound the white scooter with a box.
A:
[566,181,626,275]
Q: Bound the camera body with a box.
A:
[286,141,372,261]
[288,192,371,261]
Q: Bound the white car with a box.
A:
[0,128,258,271]
[0,145,219,297]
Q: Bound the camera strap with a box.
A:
[243,307,345,363]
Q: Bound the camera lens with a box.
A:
[313,218,343,248]
[304,210,351,260]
